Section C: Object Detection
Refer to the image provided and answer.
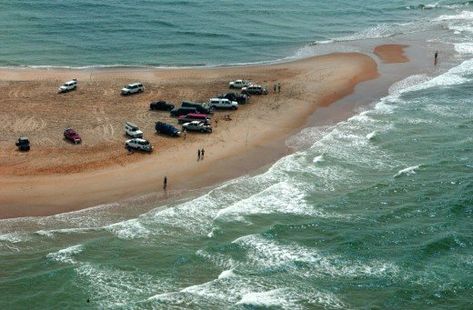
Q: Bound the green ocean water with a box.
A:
[1,1,473,309]
[0,0,463,67]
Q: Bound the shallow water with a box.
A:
[1,1,473,309]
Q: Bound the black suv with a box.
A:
[170,107,198,117]
[181,101,213,114]
[16,137,30,151]
[217,92,249,104]
[155,122,181,137]
[150,101,175,111]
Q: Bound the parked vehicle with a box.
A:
[170,106,198,117]
[181,101,213,114]
[217,92,249,104]
[182,121,213,133]
[121,82,144,95]
[58,79,77,93]
[15,137,30,151]
[125,122,143,138]
[208,98,238,110]
[64,128,82,144]
[178,113,210,124]
[229,79,251,89]
[150,100,175,111]
[125,138,153,152]
[155,121,181,137]
[241,84,268,95]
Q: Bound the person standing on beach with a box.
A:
[183,128,187,140]
[278,82,281,93]
[197,149,201,161]
[163,176,167,190]
[201,148,205,160]
[434,51,438,66]
[274,84,277,93]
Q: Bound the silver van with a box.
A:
[125,121,143,138]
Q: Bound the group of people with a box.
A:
[162,147,206,190]
[197,148,205,160]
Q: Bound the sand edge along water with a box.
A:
[0,51,391,218]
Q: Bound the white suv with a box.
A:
[121,82,144,95]
[229,79,250,89]
[125,138,153,152]
[125,122,143,138]
[58,79,77,93]
[208,98,238,110]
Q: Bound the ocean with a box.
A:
[1,0,473,309]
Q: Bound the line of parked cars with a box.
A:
[57,79,146,96]
[23,78,268,154]
[127,78,269,152]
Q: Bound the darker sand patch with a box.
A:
[374,44,409,64]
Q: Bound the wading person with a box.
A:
[434,51,438,66]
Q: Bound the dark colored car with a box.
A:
[150,100,175,111]
[155,121,181,137]
[170,107,198,117]
[217,92,249,104]
[178,113,211,124]
[181,101,213,114]
[64,128,82,144]
[15,137,30,151]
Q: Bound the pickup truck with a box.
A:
[229,79,251,89]
[208,98,238,110]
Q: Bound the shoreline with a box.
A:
[0,47,412,219]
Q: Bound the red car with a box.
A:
[64,128,82,144]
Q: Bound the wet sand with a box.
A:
[0,52,381,218]
[374,44,409,63]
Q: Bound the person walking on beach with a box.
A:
[163,176,167,190]
[201,148,205,160]
[274,83,277,93]
[434,51,438,66]
[278,82,281,93]
[197,149,201,161]
[183,128,187,140]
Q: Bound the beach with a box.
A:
[0,52,383,218]
[3,1,473,308]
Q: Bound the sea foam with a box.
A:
[394,165,420,177]
[46,244,84,264]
